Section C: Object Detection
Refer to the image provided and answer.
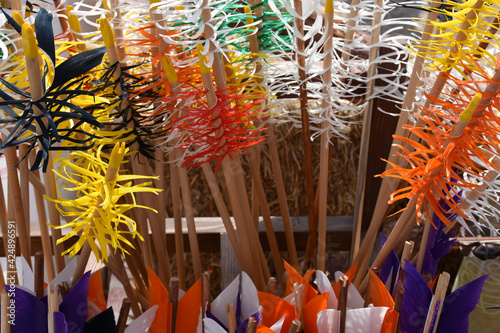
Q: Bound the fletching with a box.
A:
[46,143,160,262]
[421,196,459,277]
[0,9,106,171]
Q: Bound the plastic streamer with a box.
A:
[168,85,266,170]
[0,8,106,171]
[46,143,160,262]
[143,1,271,167]
[379,0,500,232]
[462,171,500,235]
[410,0,500,76]
[381,91,499,226]
[246,0,294,54]
[152,0,258,69]
[160,47,268,168]
[265,0,418,141]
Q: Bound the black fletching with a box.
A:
[34,8,56,66]
[51,47,107,91]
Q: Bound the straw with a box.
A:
[293,282,304,322]
[202,271,211,328]
[18,144,29,230]
[66,5,86,53]
[422,0,485,108]
[106,250,142,317]
[51,0,68,34]
[247,144,286,291]
[99,16,158,274]
[0,167,16,284]
[416,94,481,273]
[288,319,302,333]
[169,156,187,289]
[266,277,278,295]
[245,317,257,333]
[197,42,265,288]
[245,4,299,270]
[20,22,66,273]
[72,142,129,282]
[200,1,269,286]
[4,147,30,267]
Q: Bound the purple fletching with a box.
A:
[205,309,228,331]
[436,274,488,333]
[429,300,440,333]
[235,312,260,333]
[379,233,400,293]
[54,311,68,333]
[399,260,433,333]
[2,285,48,333]
[422,195,460,277]
[59,271,91,333]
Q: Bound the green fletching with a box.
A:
[167,0,293,55]
[252,0,294,53]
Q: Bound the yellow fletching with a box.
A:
[99,17,115,48]
[103,0,111,11]
[12,11,24,26]
[66,6,82,34]
[150,0,160,10]
[459,93,482,123]
[197,43,210,74]
[244,6,254,26]
[410,0,497,76]
[48,145,160,263]
[21,23,38,59]
[65,5,74,16]
[325,0,334,13]
[108,142,126,170]
[161,56,178,83]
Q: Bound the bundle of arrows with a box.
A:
[0,0,499,332]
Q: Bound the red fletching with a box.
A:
[169,85,267,170]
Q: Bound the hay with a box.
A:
[162,112,363,219]
[158,108,362,289]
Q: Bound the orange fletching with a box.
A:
[303,293,329,333]
[333,261,358,298]
[88,270,107,312]
[176,277,203,332]
[258,291,295,332]
[381,309,399,333]
[256,323,275,332]
[368,270,395,308]
[284,260,304,296]
[148,267,172,333]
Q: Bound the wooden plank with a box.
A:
[0,216,353,256]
